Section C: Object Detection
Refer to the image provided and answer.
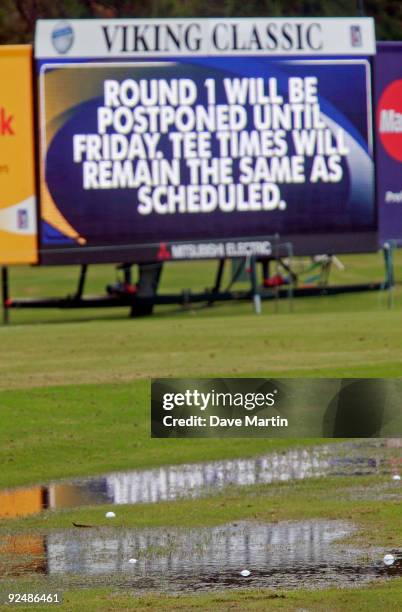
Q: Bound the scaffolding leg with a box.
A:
[213,259,225,292]
[208,259,225,305]
[131,262,163,317]
[261,258,270,283]
[2,266,9,325]
[250,256,262,315]
[123,264,132,285]
[74,264,88,301]
[383,242,395,309]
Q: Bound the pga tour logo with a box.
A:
[350,25,362,47]
[51,21,74,54]
[17,209,29,230]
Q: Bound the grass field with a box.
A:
[1,252,402,610]
[1,579,401,611]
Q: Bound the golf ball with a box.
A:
[240,569,251,577]
[392,474,401,481]
[128,558,138,564]
[384,554,395,566]
[105,511,116,518]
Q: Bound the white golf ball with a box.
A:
[105,511,116,518]
[384,554,395,566]
[392,474,401,481]
[240,569,251,577]
[128,558,137,564]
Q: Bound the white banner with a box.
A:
[35,18,376,59]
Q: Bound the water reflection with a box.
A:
[46,520,354,577]
[0,534,46,577]
[1,520,401,591]
[0,487,46,519]
[0,440,400,519]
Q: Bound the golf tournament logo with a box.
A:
[377,79,402,162]
[51,21,74,54]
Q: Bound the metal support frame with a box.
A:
[3,237,391,319]
[123,264,132,285]
[74,264,88,301]
[212,259,225,294]
[131,262,164,317]
[261,259,270,283]
[260,241,294,313]
[249,255,261,314]
[116,263,132,286]
[207,259,225,306]
[381,242,395,309]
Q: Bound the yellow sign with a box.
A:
[0,45,37,264]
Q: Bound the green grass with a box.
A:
[1,475,401,547]
[54,580,402,611]
[0,579,401,611]
[2,300,402,390]
[0,578,401,612]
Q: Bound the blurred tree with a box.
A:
[0,0,400,44]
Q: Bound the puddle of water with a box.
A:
[0,440,400,519]
[0,520,400,592]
